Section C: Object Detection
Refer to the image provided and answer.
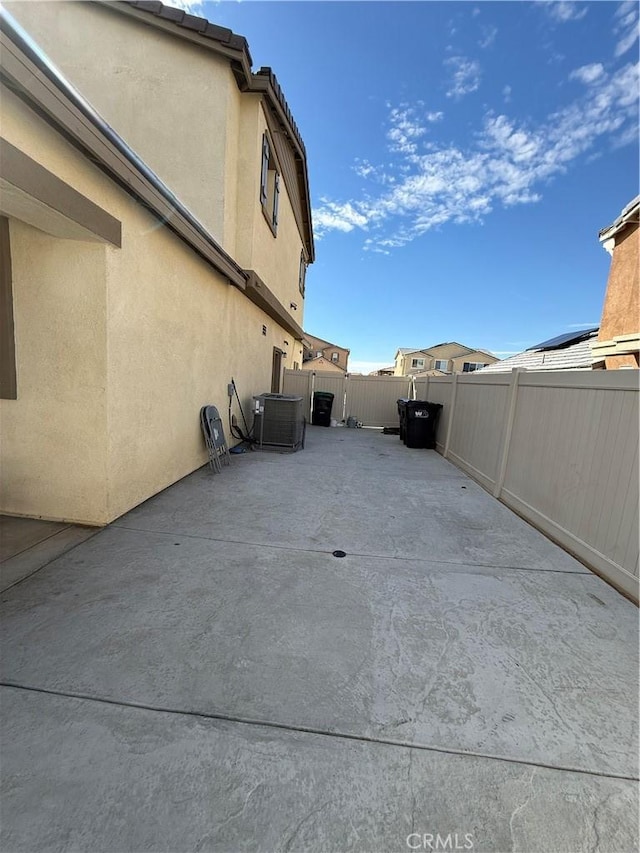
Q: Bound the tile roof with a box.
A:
[478,332,598,373]
[124,1,251,57]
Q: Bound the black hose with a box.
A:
[228,379,257,445]
[231,378,251,436]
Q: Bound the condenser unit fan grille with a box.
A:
[253,393,305,449]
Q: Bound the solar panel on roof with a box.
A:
[526,327,598,352]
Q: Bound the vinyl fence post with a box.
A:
[342,373,348,422]
[493,368,522,498]
[443,374,458,459]
[309,371,315,423]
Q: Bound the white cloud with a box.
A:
[479,26,498,49]
[426,111,444,123]
[387,105,428,154]
[503,85,512,103]
[445,56,481,99]
[353,159,378,179]
[544,2,588,23]
[569,63,605,84]
[614,0,639,57]
[313,61,639,250]
[313,201,369,238]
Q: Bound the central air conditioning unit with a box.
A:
[252,393,305,450]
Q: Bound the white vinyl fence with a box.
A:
[282,370,412,427]
[284,368,639,600]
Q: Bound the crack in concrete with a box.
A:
[508,767,537,851]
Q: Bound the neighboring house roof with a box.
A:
[106,0,315,262]
[300,355,345,372]
[396,343,496,359]
[599,195,640,244]
[479,329,599,373]
[304,333,349,353]
[396,347,429,356]
[425,341,473,354]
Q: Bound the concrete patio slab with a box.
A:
[1,427,637,851]
[116,428,589,574]
[1,525,636,777]
[1,687,637,853]
[0,515,98,591]
[0,516,70,561]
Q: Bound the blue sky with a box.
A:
[186,0,637,372]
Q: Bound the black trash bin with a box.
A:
[312,391,334,427]
[397,398,409,443]
[404,400,443,449]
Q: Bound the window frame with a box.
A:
[434,359,448,371]
[411,357,425,369]
[462,362,487,373]
[299,251,307,297]
[260,132,280,236]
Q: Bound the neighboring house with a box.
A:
[393,343,499,376]
[370,366,395,376]
[302,334,350,372]
[592,196,639,370]
[393,348,432,376]
[299,356,344,374]
[478,328,599,373]
[0,1,314,525]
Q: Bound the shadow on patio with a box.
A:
[1,426,638,852]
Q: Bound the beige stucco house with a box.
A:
[302,334,350,372]
[393,343,499,377]
[299,356,344,374]
[0,1,314,525]
[592,196,639,370]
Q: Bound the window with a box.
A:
[462,362,488,372]
[434,359,448,371]
[331,352,339,362]
[0,217,17,399]
[260,134,280,234]
[299,251,307,297]
[411,358,425,369]
[316,351,323,357]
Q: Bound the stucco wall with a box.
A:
[450,350,498,371]
[6,0,231,244]
[233,100,306,317]
[0,88,298,525]
[104,213,293,521]
[598,225,639,369]
[0,218,109,523]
